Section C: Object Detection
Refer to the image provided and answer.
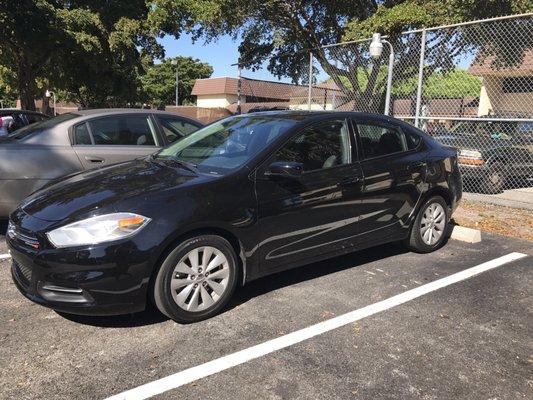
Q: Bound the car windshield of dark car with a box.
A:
[8,113,78,140]
[155,115,298,174]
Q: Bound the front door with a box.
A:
[72,114,161,170]
[255,117,364,273]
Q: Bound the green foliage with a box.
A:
[140,57,213,107]
[0,65,17,107]
[0,0,164,109]
[149,0,529,111]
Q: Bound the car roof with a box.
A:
[72,108,189,117]
[234,110,390,119]
[0,109,48,116]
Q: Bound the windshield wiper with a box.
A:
[152,154,198,174]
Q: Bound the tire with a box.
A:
[480,162,506,194]
[405,196,449,253]
[153,235,238,323]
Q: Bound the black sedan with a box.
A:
[7,111,462,323]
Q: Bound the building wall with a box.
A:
[478,76,533,117]
[196,94,241,108]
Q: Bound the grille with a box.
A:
[13,259,32,287]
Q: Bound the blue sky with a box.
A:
[159,33,292,82]
[159,33,239,77]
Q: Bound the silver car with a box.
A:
[0,109,202,217]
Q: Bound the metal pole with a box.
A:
[308,51,313,110]
[175,65,179,106]
[414,29,427,127]
[383,41,394,116]
[237,64,242,115]
[53,92,56,116]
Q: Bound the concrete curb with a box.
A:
[450,224,482,243]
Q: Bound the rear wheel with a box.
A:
[153,235,238,323]
[405,196,449,253]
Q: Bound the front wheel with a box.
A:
[405,196,449,253]
[153,235,238,323]
[480,162,506,194]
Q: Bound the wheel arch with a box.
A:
[147,226,247,307]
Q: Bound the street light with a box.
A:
[369,33,394,116]
[171,59,179,106]
[45,89,56,116]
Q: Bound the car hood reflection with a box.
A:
[19,158,215,222]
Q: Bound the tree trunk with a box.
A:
[17,57,37,111]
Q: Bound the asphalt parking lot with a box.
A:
[0,222,531,400]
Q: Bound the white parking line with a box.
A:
[106,252,528,400]
[0,253,11,260]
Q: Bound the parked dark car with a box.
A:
[0,109,203,217]
[7,111,462,323]
[436,120,532,193]
[0,109,49,136]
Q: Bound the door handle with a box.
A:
[338,176,363,187]
[84,156,105,164]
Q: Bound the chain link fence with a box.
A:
[235,13,532,198]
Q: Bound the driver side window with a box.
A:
[271,119,351,172]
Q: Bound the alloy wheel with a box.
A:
[420,203,446,246]
[170,246,230,312]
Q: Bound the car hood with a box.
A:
[20,158,218,222]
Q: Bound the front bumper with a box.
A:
[457,163,490,180]
[7,212,156,316]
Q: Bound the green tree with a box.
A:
[149,0,530,111]
[0,65,17,107]
[0,0,162,109]
[140,56,213,107]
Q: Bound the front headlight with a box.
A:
[47,213,151,248]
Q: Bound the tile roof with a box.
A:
[469,49,533,76]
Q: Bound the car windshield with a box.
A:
[8,113,78,140]
[155,115,299,174]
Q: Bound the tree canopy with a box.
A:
[140,57,213,107]
[149,0,531,111]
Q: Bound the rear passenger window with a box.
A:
[74,123,92,145]
[357,123,408,159]
[88,115,157,146]
[158,116,200,144]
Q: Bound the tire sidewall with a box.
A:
[154,235,238,323]
[482,162,506,194]
[410,196,449,253]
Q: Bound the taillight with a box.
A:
[0,117,3,128]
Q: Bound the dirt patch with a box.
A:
[452,200,533,241]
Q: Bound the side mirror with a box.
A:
[264,161,303,178]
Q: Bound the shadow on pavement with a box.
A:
[56,303,169,328]
[55,241,408,328]
[228,241,407,311]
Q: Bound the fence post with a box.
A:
[414,29,427,128]
[237,63,242,115]
[308,51,313,110]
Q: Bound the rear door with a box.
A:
[72,114,161,169]
[353,119,427,245]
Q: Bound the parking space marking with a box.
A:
[0,253,10,260]
[106,252,527,400]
